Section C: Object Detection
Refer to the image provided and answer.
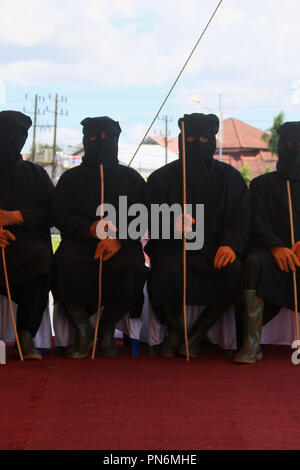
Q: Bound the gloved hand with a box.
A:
[214,246,236,269]
[0,229,16,248]
[291,241,300,260]
[89,220,99,239]
[0,210,23,227]
[94,238,122,262]
[271,246,300,272]
[175,214,195,234]
[89,220,117,239]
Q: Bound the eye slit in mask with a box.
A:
[286,141,297,148]
[89,132,109,142]
[186,136,208,143]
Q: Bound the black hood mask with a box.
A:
[276,121,300,181]
[0,110,32,171]
[81,116,121,170]
[178,113,219,201]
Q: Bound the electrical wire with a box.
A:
[127,0,224,167]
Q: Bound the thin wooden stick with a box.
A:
[181,121,190,362]
[91,164,104,360]
[286,179,300,349]
[1,246,23,361]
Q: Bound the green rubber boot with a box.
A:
[64,304,93,359]
[98,321,118,357]
[159,305,183,357]
[98,301,129,357]
[233,290,263,364]
[19,330,42,361]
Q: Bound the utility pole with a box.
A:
[159,115,173,165]
[218,91,223,162]
[52,94,58,181]
[32,94,38,162]
[24,94,47,162]
[46,94,68,182]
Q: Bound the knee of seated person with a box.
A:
[225,256,242,275]
[28,242,51,262]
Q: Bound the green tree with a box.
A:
[264,165,271,174]
[262,112,285,155]
[240,163,252,186]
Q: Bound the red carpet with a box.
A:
[1,343,300,450]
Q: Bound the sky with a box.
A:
[1,0,300,162]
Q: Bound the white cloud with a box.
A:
[120,122,148,146]
[215,6,244,26]
[1,0,300,96]
[0,0,64,46]
[284,80,300,107]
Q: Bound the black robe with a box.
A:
[53,163,149,311]
[146,158,250,308]
[248,171,300,309]
[0,158,54,287]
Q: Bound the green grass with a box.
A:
[51,235,61,253]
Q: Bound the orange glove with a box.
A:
[0,229,16,248]
[94,238,122,262]
[214,246,236,270]
[175,214,195,234]
[0,210,23,227]
[291,241,300,261]
[89,220,117,239]
[89,220,99,239]
[271,246,300,272]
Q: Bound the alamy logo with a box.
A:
[291,341,300,365]
[95,196,204,251]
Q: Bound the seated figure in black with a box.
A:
[146,113,250,357]
[53,116,148,358]
[234,121,300,364]
[0,111,54,360]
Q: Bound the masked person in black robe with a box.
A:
[0,111,54,360]
[146,113,250,357]
[53,116,148,358]
[234,121,300,364]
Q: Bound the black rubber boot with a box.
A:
[159,305,183,357]
[233,290,263,364]
[178,304,230,358]
[64,304,93,359]
[98,301,129,357]
[19,330,42,361]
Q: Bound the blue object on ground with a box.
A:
[130,338,140,356]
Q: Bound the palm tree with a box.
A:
[262,112,285,156]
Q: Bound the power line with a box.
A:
[127,0,224,167]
